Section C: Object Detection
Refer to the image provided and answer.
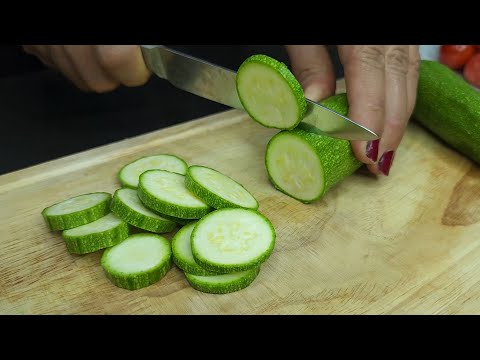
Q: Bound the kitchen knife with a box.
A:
[141,45,379,141]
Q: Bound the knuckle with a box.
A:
[352,45,385,70]
[296,66,325,84]
[409,53,421,74]
[385,47,410,76]
[388,116,409,131]
[97,45,135,70]
[365,97,385,115]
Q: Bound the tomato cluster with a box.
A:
[439,45,480,88]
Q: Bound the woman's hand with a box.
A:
[23,45,151,93]
[286,45,421,176]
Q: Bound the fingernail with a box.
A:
[304,86,321,102]
[365,140,379,162]
[378,151,395,176]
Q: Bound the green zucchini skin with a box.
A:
[111,188,176,233]
[185,165,259,210]
[266,94,362,203]
[191,208,276,274]
[413,60,480,165]
[236,54,307,130]
[62,214,130,254]
[185,267,260,294]
[137,170,212,220]
[42,192,112,231]
[172,222,219,276]
[101,233,172,291]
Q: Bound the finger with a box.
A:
[406,45,421,117]
[63,45,119,93]
[285,45,336,102]
[338,45,386,165]
[23,45,54,68]
[95,45,151,87]
[49,45,90,92]
[370,45,410,176]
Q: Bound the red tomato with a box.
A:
[439,45,476,70]
[464,54,480,88]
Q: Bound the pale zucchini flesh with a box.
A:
[191,208,275,273]
[42,192,111,231]
[265,94,362,203]
[119,154,188,189]
[185,267,260,294]
[111,188,176,233]
[101,233,172,291]
[137,169,212,219]
[62,213,130,254]
[185,165,259,210]
[236,54,306,130]
[172,222,218,276]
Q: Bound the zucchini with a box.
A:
[185,165,259,210]
[62,213,129,254]
[137,170,212,219]
[413,60,480,165]
[111,188,176,233]
[172,222,218,276]
[185,267,260,294]
[265,94,362,203]
[119,154,188,189]
[191,208,275,273]
[101,233,172,291]
[236,54,307,130]
[42,192,111,231]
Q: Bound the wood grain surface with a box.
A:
[1,82,479,314]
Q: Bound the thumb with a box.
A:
[285,45,336,102]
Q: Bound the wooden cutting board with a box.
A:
[1,84,480,314]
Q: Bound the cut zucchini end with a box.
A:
[101,233,172,290]
[236,54,307,130]
[185,267,260,294]
[185,165,259,210]
[191,208,276,274]
[42,192,112,231]
[118,154,188,189]
[265,131,325,203]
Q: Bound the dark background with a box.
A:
[0,45,343,175]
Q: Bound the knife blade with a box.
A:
[141,45,379,141]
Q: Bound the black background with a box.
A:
[0,45,343,175]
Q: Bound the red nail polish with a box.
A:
[366,140,379,162]
[378,151,395,176]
